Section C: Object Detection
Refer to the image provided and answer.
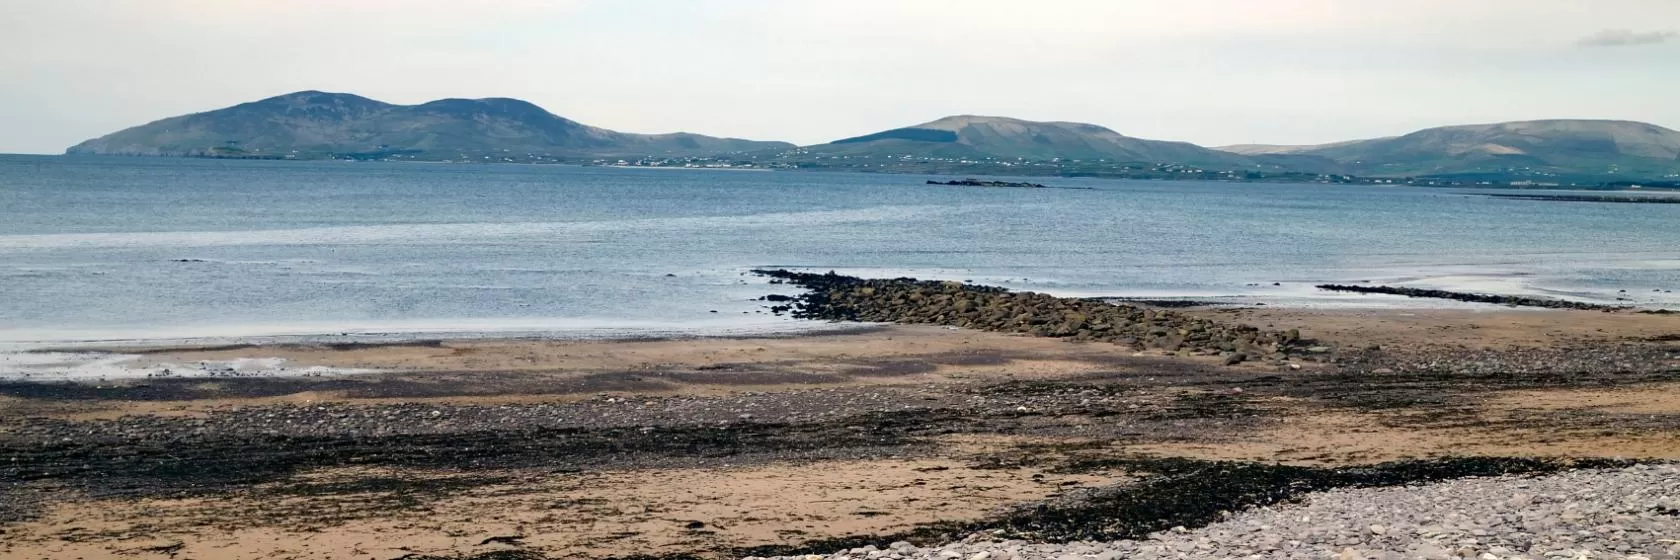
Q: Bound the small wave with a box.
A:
[0,205,961,250]
[165,258,304,266]
[0,269,66,279]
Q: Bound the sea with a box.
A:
[3,154,1678,358]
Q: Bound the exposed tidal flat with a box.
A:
[2,275,1678,559]
[2,156,1680,559]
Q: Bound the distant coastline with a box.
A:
[52,152,1680,190]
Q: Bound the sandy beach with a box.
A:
[3,292,1678,559]
[8,4,1680,556]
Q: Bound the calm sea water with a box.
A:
[2,154,1678,346]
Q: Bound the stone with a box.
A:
[1412,543,1455,560]
[738,421,1674,560]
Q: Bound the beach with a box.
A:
[9,3,1680,557]
[3,160,1679,559]
[3,297,1677,559]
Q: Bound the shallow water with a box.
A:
[2,154,1678,348]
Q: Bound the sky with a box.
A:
[1,0,1677,154]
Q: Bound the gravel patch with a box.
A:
[756,463,1679,560]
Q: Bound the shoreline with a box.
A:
[38,154,1680,189]
[3,293,1673,384]
[0,308,1655,387]
[3,304,1676,398]
[3,274,1678,559]
[5,272,1672,353]
[0,321,889,354]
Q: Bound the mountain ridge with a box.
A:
[66,91,792,159]
[65,92,1680,182]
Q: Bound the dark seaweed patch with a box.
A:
[0,420,918,504]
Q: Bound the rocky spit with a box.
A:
[1314,285,1629,312]
[927,179,1045,188]
[753,463,1680,560]
[1486,194,1680,205]
[755,270,1311,364]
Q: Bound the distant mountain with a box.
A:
[799,115,1253,167]
[1213,138,1390,156]
[1217,120,1680,180]
[66,91,793,159]
[67,97,1680,183]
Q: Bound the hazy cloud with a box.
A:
[1577,29,1678,47]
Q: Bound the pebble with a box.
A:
[751,464,1679,560]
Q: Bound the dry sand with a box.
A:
[1,460,1114,560]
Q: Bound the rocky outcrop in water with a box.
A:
[1316,284,1629,311]
[755,270,1313,361]
[926,179,1048,188]
[1487,193,1680,204]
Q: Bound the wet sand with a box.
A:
[1,308,1677,559]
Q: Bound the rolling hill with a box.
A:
[65,91,793,159]
[799,115,1255,168]
[1215,120,1680,180]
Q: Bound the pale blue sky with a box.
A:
[1,0,1676,154]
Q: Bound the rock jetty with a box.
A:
[927,179,1048,189]
[755,270,1312,361]
[1316,284,1629,311]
